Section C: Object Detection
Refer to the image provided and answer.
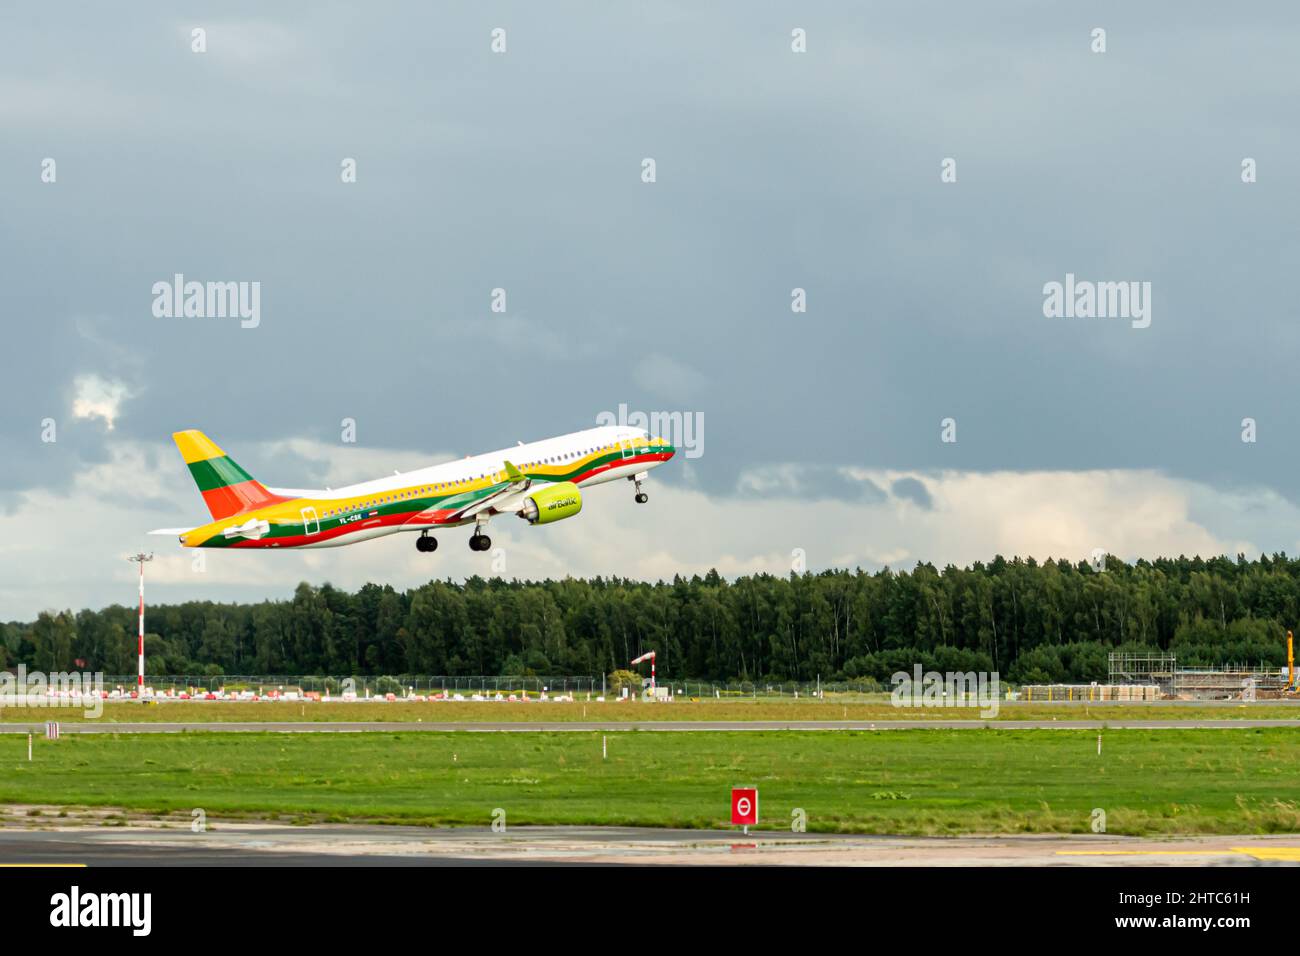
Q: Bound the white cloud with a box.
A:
[0,437,1293,618]
[70,375,133,431]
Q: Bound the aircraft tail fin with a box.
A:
[172,429,286,520]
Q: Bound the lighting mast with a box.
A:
[127,553,154,695]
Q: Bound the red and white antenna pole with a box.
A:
[631,650,656,694]
[128,553,153,694]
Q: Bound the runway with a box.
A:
[0,718,1296,734]
[1,818,1296,866]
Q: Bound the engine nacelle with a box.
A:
[519,482,582,525]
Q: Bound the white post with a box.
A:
[28,733,32,762]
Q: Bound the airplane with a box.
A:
[150,426,676,552]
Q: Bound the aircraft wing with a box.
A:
[408,460,534,525]
[453,460,532,519]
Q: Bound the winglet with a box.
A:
[503,460,524,483]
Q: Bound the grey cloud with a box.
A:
[2,3,1300,532]
[737,465,887,504]
[891,477,933,510]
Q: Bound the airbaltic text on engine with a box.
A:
[520,482,583,524]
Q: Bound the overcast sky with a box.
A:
[4,3,1300,618]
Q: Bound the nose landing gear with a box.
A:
[630,471,649,504]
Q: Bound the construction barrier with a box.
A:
[1022,684,1161,702]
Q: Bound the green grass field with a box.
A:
[3,728,1297,835]
[1,699,1296,724]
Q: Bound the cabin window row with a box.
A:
[318,444,638,517]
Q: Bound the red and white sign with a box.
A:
[731,787,758,826]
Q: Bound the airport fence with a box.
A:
[79,675,891,700]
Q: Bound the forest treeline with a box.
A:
[3,554,1296,684]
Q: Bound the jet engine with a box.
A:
[518,482,582,524]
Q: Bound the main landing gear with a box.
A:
[469,517,492,551]
[631,471,649,504]
[416,532,438,553]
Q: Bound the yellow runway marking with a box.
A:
[1231,847,1300,861]
[1056,850,1223,856]
[1058,847,1300,859]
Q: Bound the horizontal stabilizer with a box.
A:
[223,518,271,541]
[148,527,192,536]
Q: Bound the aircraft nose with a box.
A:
[664,442,676,459]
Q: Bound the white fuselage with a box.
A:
[270,425,669,547]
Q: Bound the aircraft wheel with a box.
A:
[635,492,648,504]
